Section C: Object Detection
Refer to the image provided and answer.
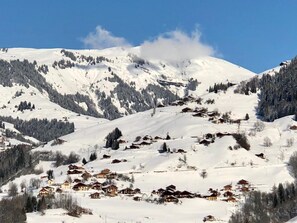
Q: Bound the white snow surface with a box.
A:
[0,47,255,119]
[1,47,296,222]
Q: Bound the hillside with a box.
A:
[0,47,255,120]
[2,48,297,223]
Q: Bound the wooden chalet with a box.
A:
[73,178,82,183]
[43,186,55,193]
[38,187,50,197]
[223,184,232,191]
[223,191,233,197]
[119,187,136,195]
[91,182,102,190]
[81,171,92,179]
[240,186,250,192]
[205,133,214,139]
[95,169,111,178]
[72,183,90,191]
[61,180,71,189]
[133,196,142,201]
[237,179,249,186]
[102,185,118,197]
[90,192,101,199]
[106,172,117,180]
[290,125,297,130]
[102,154,111,159]
[199,139,211,146]
[68,164,84,170]
[143,135,153,141]
[56,188,63,193]
[177,190,195,198]
[204,193,218,201]
[48,179,55,185]
[129,144,140,149]
[111,159,121,164]
[156,188,166,195]
[225,196,237,203]
[166,185,176,191]
[203,215,215,222]
[192,112,205,117]
[164,195,179,203]
[255,153,265,159]
[161,190,175,199]
[139,141,152,146]
[207,112,217,117]
[181,107,193,113]
[67,169,83,175]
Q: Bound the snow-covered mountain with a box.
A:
[2,47,297,223]
[0,47,255,120]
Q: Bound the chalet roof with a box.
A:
[81,172,92,177]
[237,179,249,185]
[166,184,176,190]
[223,191,233,197]
[73,182,88,188]
[68,164,84,170]
[101,168,111,174]
[67,169,83,174]
[180,190,193,195]
[43,186,54,190]
[92,181,102,186]
[39,188,49,192]
[119,187,135,194]
[164,195,179,201]
[161,190,175,197]
[103,184,118,189]
[111,159,121,163]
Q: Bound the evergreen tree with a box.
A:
[278,183,285,204]
[245,113,250,120]
[37,196,46,213]
[46,169,54,180]
[26,197,34,213]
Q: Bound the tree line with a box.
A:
[0,116,74,142]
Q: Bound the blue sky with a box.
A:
[1,0,297,72]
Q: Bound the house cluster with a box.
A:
[201,179,252,203]
[180,103,244,126]
[151,185,197,203]
[38,165,143,201]
[124,134,171,151]
[198,132,233,146]
[170,95,201,106]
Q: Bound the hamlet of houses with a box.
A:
[37,161,253,208]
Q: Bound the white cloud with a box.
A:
[140,29,215,62]
[82,26,131,49]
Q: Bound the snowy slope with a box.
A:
[0,47,256,119]
[3,47,296,223]
[4,86,292,223]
